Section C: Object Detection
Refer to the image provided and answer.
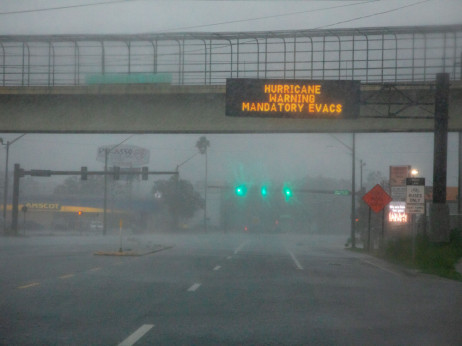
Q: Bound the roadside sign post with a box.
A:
[119,219,123,253]
[362,184,393,251]
[21,205,27,236]
[406,177,425,263]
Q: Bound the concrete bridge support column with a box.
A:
[430,73,450,242]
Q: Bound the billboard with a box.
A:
[225,78,360,119]
[97,145,150,167]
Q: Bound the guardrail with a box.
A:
[0,25,461,86]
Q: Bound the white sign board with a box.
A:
[391,186,407,201]
[406,204,425,214]
[406,185,425,204]
[406,177,425,214]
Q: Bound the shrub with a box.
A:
[384,230,462,280]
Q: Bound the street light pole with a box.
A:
[1,134,26,235]
[103,148,108,235]
[204,147,208,233]
[329,134,359,248]
[360,160,366,193]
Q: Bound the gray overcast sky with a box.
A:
[0,0,461,190]
[0,0,460,35]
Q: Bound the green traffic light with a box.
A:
[235,184,247,196]
[283,185,293,200]
[261,185,268,197]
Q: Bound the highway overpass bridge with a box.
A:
[1,25,461,241]
[0,25,461,133]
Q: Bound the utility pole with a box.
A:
[351,133,356,248]
[459,132,462,231]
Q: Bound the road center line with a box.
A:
[234,240,250,255]
[213,265,221,271]
[18,282,40,289]
[287,249,304,270]
[118,324,154,346]
[187,283,201,292]
[89,267,102,272]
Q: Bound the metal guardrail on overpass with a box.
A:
[0,25,461,86]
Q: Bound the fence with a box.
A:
[0,25,461,86]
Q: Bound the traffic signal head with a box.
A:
[235,184,247,197]
[261,185,268,197]
[113,166,120,180]
[81,166,88,180]
[142,166,148,180]
[282,185,293,200]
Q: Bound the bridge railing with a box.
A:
[0,25,461,87]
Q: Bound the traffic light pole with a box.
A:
[11,164,21,235]
[8,164,177,235]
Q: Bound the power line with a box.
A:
[315,0,433,29]
[156,1,379,33]
[0,0,378,30]
[0,0,146,16]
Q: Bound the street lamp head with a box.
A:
[410,168,419,176]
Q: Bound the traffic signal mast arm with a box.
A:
[25,168,178,177]
[9,164,178,235]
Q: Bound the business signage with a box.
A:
[23,202,61,211]
[225,78,360,119]
[388,201,408,223]
[389,165,410,186]
[97,145,150,167]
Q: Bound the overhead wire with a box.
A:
[153,0,379,33]
[147,0,435,59]
[0,0,147,16]
[314,0,433,29]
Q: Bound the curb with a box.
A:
[455,259,462,276]
[94,245,173,257]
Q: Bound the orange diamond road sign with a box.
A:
[362,184,392,213]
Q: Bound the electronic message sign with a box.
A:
[226,78,360,119]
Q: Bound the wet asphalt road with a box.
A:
[0,232,461,345]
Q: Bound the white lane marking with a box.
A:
[362,260,400,277]
[118,324,154,346]
[287,249,304,270]
[59,274,75,279]
[18,282,40,289]
[213,265,221,271]
[234,240,250,254]
[187,283,201,292]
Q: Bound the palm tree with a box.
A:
[196,136,210,232]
